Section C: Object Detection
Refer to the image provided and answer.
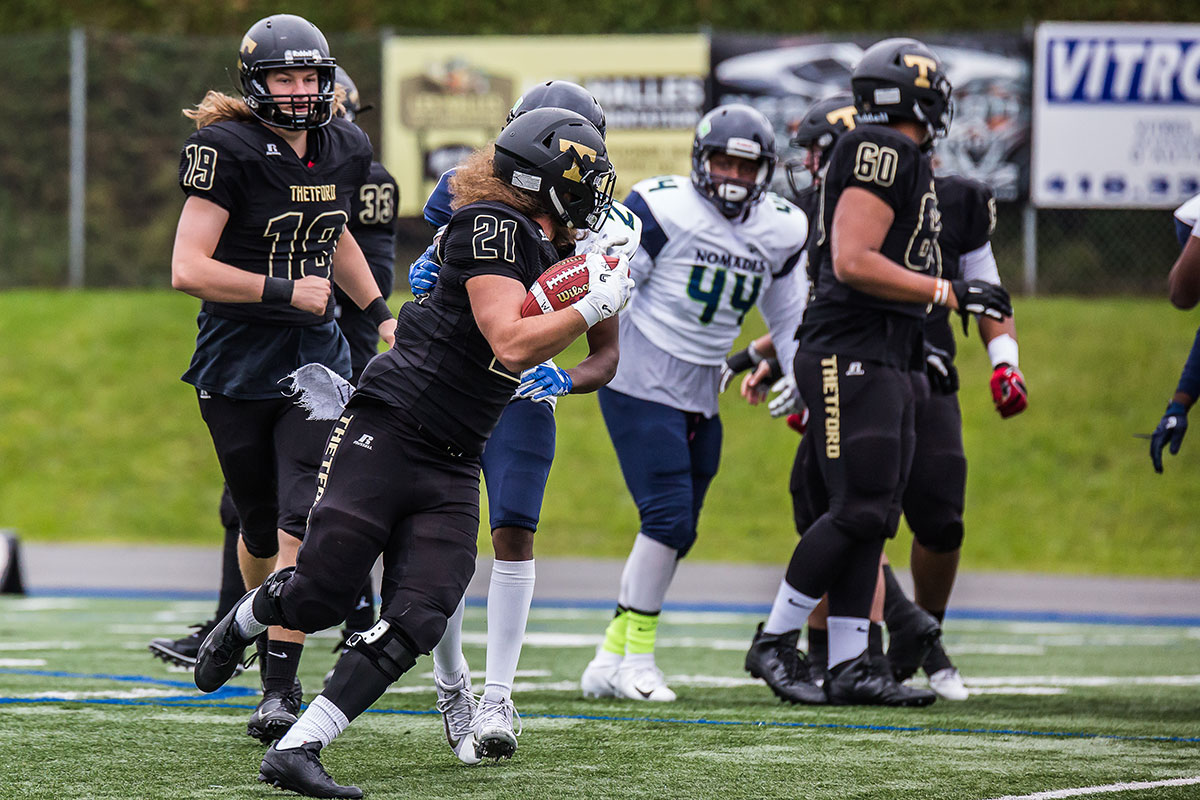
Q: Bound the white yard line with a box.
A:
[981,776,1200,799]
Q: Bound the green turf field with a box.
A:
[0,595,1197,800]
[0,291,1199,576]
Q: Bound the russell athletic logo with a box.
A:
[353,434,374,451]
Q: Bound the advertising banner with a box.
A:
[1033,22,1200,208]
[711,34,1031,201]
[382,35,709,217]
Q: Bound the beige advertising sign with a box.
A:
[382,34,709,217]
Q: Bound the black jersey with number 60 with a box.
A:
[800,125,939,369]
[355,201,558,458]
[178,116,372,325]
[925,174,995,359]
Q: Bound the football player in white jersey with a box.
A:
[408,82,642,761]
[580,104,809,702]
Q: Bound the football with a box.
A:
[521,253,621,317]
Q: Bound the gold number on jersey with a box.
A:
[852,142,898,188]
[472,215,517,263]
[358,183,396,226]
[182,144,218,191]
[263,210,349,278]
[986,196,998,236]
[903,189,942,273]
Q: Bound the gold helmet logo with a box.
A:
[902,54,938,89]
[826,105,857,130]
[559,139,597,183]
[240,35,258,56]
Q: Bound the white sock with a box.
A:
[763,580,820,635]
[275,695,349,750]
[431,595,467,681]
[483,559,536,703]
[827,616,870,669]
[616,533,678,612]
[234,588,267,639]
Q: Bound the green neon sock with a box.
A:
[625,610,660,656]
[601,608,629,656]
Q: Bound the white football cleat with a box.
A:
[473,696,522,760]
[580,653,621,699]
[928,667,969,701]
[614,663,676,702]
[435,670,481,765]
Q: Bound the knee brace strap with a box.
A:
[250,566,295,627]
[346,619,417,682]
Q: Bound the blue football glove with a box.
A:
[408,243,441,296]
[1150,401,1188,474]
[516,364,573,403]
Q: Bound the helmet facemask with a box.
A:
[242,63,337,131]
[545,143,616,231]
[694,141,774,219]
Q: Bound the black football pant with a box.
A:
[903,390,967,553]
[198,392,333,558]
[783,352,923,618]
[271,397,480,655]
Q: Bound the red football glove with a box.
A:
[990,364,1027,418]
[786,408,809,435]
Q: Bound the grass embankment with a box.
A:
[0,290,1196,576]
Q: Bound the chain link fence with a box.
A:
[0,29,1183,294]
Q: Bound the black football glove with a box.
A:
[1150,401,1188,474]
[951,279,1012,334]
[924,343,959,395]
[719,343,765,393]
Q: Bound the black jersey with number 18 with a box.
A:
[799,125,939,370]
[355,201,558,458]
[178,116,372,326]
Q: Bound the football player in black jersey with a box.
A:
[743,38,1011,707]
[882,173,1025,699]
[148,66,396,683]
[193,108,631,798]
[170,14,395,746]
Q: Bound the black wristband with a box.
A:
[725,347,756,374]
[764,357,783,383]
[365,296,393,327]
[262,276,293,304]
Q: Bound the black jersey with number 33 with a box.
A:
[355,201,558,457]
[178,116,372,326]
[800,125,939,369]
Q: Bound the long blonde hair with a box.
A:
[183,85,347,130]
[449,145,578,250]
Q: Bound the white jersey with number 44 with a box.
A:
[622,175,809,367]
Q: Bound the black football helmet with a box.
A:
[851,38,952,143]
[785,94,857,199]
[239,14,337,130]
[494,107,615,231]
[505,81,607,140]
[691,104,777,219]
[333,67,374,123]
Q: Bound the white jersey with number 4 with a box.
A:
[575,199,643,259]
[621,175,808,368]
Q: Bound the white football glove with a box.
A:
[768,374,802,418]
[572,253,634,328]
[592,232,636,259]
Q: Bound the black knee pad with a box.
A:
[251,566,295,627]
[914,521,964,553]
[345,619,417,682]
[240,530,279,560]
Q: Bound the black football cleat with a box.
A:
[194,589,257,693]
[885,606,942,683]
[744,622,826,705]
[247,677,303,744]
[148,620,246,676]
[825,651,937,707]
[259,741,362,799]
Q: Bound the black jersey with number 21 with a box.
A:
[355,200,558,458]
[800,125,940,369]
[178,117,372,326]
